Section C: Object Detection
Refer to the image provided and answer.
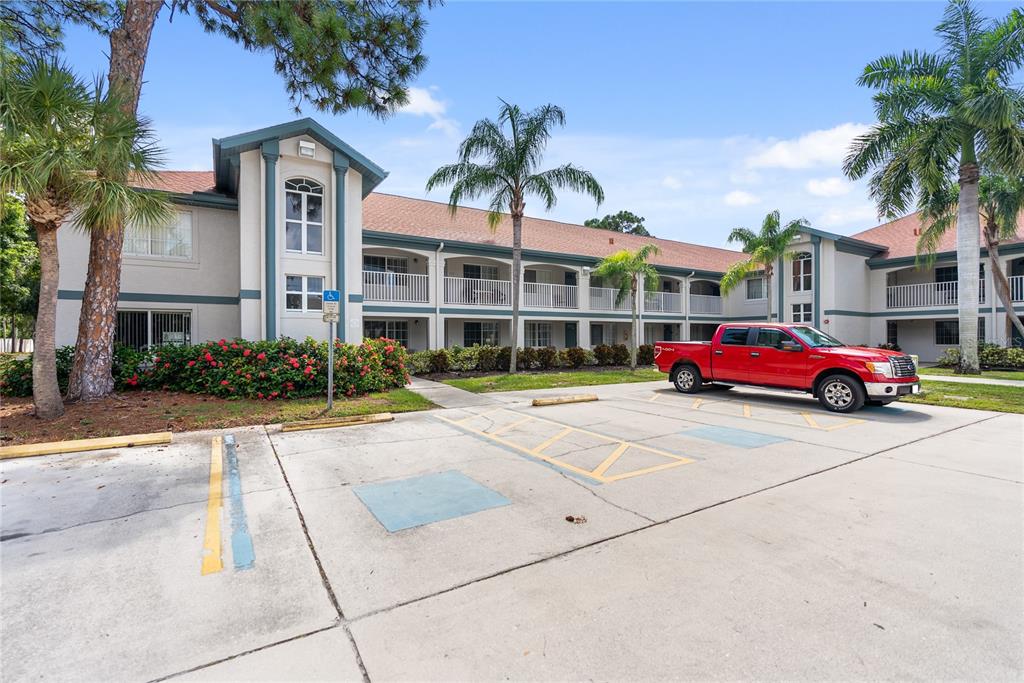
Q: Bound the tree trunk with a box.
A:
[509,214,522,374]
[765,267,773,322]
[630,276,639,369]
[10,315,16,355]
[66,0,160,401]
[956,162,981,374]
[32,225,64,419]
[984,223,1024,344]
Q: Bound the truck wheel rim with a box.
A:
[676,370,694,390]
[823,380,853,408]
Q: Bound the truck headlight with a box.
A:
[865,361,894,378]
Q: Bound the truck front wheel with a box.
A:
[672,364,702,394]
[817,374,865,413]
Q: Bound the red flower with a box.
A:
[220,380,229,386]
[187,360,196,367]
[304,366,313,375]
[243,348,251,357]
[245,373,251,380]
[163,363,170,369]
[154,355,160,362]
[231,343,239,350]
[256,352,266,361]
[257,392,264,399]
[204,352,213,362]
[219,339,227,345]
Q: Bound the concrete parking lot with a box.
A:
[2,380,1022,681]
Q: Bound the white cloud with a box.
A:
[723,190,761,207]
[745,123,870,170]
[805,176,852,197]
[816,204,879,229]
[398,86,460,138]
[662,175,684,190]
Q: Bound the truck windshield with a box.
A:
[789,326,844,348]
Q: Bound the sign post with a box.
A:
[322,290,341,410]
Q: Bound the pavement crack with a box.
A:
[554,468,656,524]
[879,455,1022,484]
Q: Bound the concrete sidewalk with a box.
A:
[407,376,501,409]
[920,373,1024,387]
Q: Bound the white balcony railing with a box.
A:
[589,287,631,311]
[523,282,578,309]
[886,280,986,308]
[444,276,512,306]
[1011,275,1024,302]
[689,293,723,314]
[644,291,683,313]
[362,271,429,303]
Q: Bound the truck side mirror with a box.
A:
[779,340,803,352]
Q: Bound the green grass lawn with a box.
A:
[902,380,1024,414]
[442,368,664,393]
[917,366,1024,381]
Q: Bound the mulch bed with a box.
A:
[419,365,653,381]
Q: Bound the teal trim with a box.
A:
[348,294,363,303]
[443,307,630,319]
[811,235,821,327]
[58,290,239,305]
[825,308,960,318]
[834,240,878,257]
[797,226,885,255]
[776,255,784,324]
[363,305,435,314]
[262,140,279,340]
[867,242,1024,269]
[691,314,776,322]
[239,289,260,300]
[214,118,387,197]
[334,152,349,338]
[169,192,238,211]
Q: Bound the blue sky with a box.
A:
[61,1,1018,248]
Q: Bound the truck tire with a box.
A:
[672,364,702,394]
[817,374,865,413]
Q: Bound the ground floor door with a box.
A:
[565,322,577,348]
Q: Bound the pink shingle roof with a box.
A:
[851,211,1024,259]
[131,171,216,194]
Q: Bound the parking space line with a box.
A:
[691,398,704,410]
[531,427,574,455]
[638,392,868,433]
[648,393,661,402]
[201,436,224,576]
[591,443,630,478]
[801,412,820,429]
[491,416,533,436]
[603,460,694,482]
[743,404,752,418]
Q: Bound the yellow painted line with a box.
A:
[590,442,630,478]
[531,426,574,454]
[822,418,866,431]
[453,406,506,425]
[280,413,393,432]
[201,436,224,576]
[742,404,752,418]
[532,394,599,407]
[0,431,172,460]
[490,416,533,436]
[801,412,820,429]
[691,398,704,410]
[603,459,693,482]
[648,393,661,402]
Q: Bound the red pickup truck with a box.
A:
[654,323,920,413]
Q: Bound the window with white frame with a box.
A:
[124,212,193,259]
[463,263,500,281]
[792,252,812,291]
[525,322,552,347]
[116,310,191,351]
[285,275,324,312]
[285,178,324,255]
[745,277,766,300]
[886,321,898,346]
[363,255,409,273]
[792,303,812,323]
[363,320,409,348]
[464,321,500,347]
[590,323,605,345]
[935,320,958,345]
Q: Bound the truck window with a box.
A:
[720,327,750,345]
[755,328,792,347]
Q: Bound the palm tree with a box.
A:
[844,0,1024,374]
[0,58,170,419]
[426,101,604,373]
[920,174,1024,343]
[719,210,808,322]
[591,245,660,369]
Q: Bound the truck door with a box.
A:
[713,326,754,383]
[751,327,806,387]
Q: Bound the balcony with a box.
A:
[1011,275,1024,302]
[886,280,986,308]
[523,282,578,309]
[644,291,683,313]
[444,276,512,306]
[689,293,723,315]
[362,271,429,303]
[589,286,631,312]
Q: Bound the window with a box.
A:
[464,321,499,347]
[755,328,793,348]
[792,303,812,323]
[285,275,324,312]
[591,323,605,346]
[979,317,986,342]
[792,252,812,291]
[116,310,191,351]
[525,322,552,347]
[463,263,499,281]
[363,255,408,273]
[124,212,192,259]
[285,177,324,255]
[720,327,750,345]
[745,277,766,300]
[935,320,958,345]
[935,264,985,282]
[886,321,898,346]
[363,320,409,348]
[790,326,844,348]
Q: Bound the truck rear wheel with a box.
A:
[672,364,702,394]
[817,374,865,413]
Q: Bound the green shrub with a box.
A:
[637,344,655,366]
[496,346,513,371]
[937,347,960,368]
[428,348,451,374]
[536,346,558,370]
[593,344,615,366]
[1006,348,1024,368]
[583,349,598,366]
[476,345,500,372]
[448,345,481,372]
[1,345,141,397]
[611,344,630,365]
[519,346,539,370]
[407,350,432,375]
[559,346,587,369]
[936,342,1023,370]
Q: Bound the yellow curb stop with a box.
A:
[531,394,599,407]
[280,412,394,433]
[0,431,172,460]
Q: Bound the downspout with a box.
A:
[637,273,644,347]
[434,241,445,348]
[684,271,694,340]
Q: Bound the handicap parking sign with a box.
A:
[323,289,341,302]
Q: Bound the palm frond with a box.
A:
[719,259,759,296]
[534,164,604,207]
[858,50,949,89]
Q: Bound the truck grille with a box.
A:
[890,355,917,378]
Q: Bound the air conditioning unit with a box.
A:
[298,140,316,158]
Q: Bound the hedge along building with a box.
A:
[53,119,1024,363]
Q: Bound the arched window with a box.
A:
[792,251,812,292]
[285,177,324,255]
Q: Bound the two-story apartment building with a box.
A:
[54,119,1024,363]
